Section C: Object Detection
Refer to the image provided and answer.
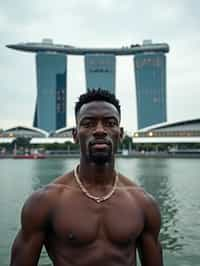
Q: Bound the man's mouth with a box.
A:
[92,143,109,149]
[90,140,111,149]
[88,140,113,163]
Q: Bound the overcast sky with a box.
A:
[1,0,200,133]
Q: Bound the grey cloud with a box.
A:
[0,1,44,26]
[1,0,200,130]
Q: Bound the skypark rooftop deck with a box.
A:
[6,39,169,55]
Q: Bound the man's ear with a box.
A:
[119,127,124,142]
[72,127,79,144]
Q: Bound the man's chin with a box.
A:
[89,152,111,165]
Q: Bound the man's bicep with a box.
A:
[10,228,45,266]
[137,231,163,266]
[137,194,163,266]
[10,190,49,266]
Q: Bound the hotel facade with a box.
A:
[7,39,169,132]
[33,52,67,132]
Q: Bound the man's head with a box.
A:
[73,89,123,165]
[75,89,121,121]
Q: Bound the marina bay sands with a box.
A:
[7,39,169,132]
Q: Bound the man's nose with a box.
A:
[93,121,107,136]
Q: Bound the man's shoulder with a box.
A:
[22,185,59,219]
[21,187,56,231]
[52,170,74,187]
[118,173,138,187]
[129,186,161,230]
[118,174,145,196]
[23,171,74,215]
[119,174,160,218]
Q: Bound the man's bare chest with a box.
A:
[49,190,144,245]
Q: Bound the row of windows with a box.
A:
[56,103,65,113]
[87,87,111,91]
[50,131,72,137]
[86,60,114,65]
[135,57,163,69]
[56,89,65,95]
[136,71,164,80]
[56,95,65,101]
[56,89,65,105]
[88,68,113,73]
[137,89,164,95]
[0,133,43,138]
[56,132,72,137]
[134,131,200,137]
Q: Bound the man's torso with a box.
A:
[41,173,146,266]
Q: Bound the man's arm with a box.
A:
[137,194,163,266]
[10,189,50,266]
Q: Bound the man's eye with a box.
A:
[105,120,117,127]
[81,121,94,127]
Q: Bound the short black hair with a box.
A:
[75,89,121,118]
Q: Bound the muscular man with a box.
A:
[10,89,163,266]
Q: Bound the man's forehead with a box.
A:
[78,101,119,117]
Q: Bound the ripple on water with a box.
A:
[1,158,200,266]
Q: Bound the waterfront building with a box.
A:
[50,127,74,138]
[84,54,116,94]
[1,125,48,138]
[34,52,67,132]
[31,127,74,145]
[0,126,73,145]
[134,40,167,129]
[133,118,200,144]
[3,118,200,146]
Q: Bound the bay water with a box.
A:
[0,158,200,265]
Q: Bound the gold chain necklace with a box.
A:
[74,165,118,203]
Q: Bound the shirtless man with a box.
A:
[10,89,163,266]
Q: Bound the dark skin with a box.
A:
[10,101,163,266]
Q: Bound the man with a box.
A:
[10,89,163,266]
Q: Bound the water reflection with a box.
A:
[31,158,78,190]
[135,159,183,252]
[1,158,200,266]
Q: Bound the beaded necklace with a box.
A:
[74,165,118,203]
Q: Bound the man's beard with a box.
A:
[87,146,112,165]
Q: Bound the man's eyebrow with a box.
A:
[81,115,118,120]
[104,116,118,119]
[80,116,95,120]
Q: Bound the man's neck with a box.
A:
[78,160,116,187]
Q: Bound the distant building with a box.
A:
[7,39,170,130]
[84,54,116,94]
[34,52,67,132]
[133,118,200,143]
[134,40,167,129]
[0,126,73,144]
[50,127,74,138]
[1,126,48,138]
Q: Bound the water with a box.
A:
[0,158,200,265]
